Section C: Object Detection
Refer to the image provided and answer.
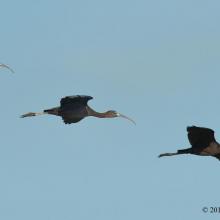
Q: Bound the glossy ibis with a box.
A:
[0,63,14,73]
[21,95,135,124]
[159,126,220,160]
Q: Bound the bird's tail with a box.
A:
[20,112,46,118]
[43,107,60,115]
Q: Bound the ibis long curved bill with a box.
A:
[0,64,14,73]
[117,113,136,125]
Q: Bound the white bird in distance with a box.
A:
[0,63,14,73]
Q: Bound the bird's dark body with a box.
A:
[186,126,220,157]
[159,126,220,160]
[187,126,216,151]
[44,95,93,124]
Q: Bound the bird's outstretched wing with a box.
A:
[0,63,14,73]
[187,126,216,150]
[60,95,93,107]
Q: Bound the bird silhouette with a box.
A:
[159,126,220,160]
[0,63,14,73]
[21,95,135,124]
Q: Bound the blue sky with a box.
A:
[1,0,220,219]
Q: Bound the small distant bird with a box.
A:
[159,126,220,160]
[21,95,136,124]
[0,63,14,73]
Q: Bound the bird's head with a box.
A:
[105,110,136,124]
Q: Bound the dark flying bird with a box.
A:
[21,95,135,124]
[159,126,220,160]
[0,63,14,73]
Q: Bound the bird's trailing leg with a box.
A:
[158,148,192,158]
[20,112,46,118]
[158,152,179,157]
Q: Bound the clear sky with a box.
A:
[1,0,220,219]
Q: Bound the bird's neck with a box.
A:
[86,106,107,118]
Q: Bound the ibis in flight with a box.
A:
[159,126,220,160]
[0,63,14,73]
[21,95,135,124]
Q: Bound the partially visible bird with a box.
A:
[159,126,220,160]
[21,95,136,124]
[0,63,14,73]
